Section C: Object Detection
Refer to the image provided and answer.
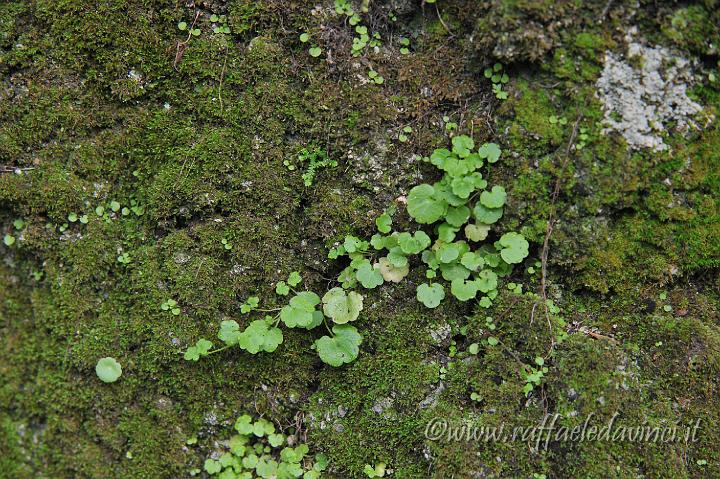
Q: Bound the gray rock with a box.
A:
[596,28,705,151]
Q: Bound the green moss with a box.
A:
[1,0,720,477]
[662,5,720,57]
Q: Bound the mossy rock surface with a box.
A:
[1,1,719,478]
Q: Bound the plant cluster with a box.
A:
[398,37,411,55]
[196,413,328,479]
[330,135,529,310]
[442,115,458,132]
[284,148,337,187]
[367,68,384,85]
[3,218,24,247]
[178,20,201,37]
[161,299,181,316]
[117,252,131,264]
[299,32,322,58]
[334,0,382,57]
[186,136,528,367]
[398,126,412,143]
[45,199,144,235]
[522,356,549,396]
[185,270,363,366]
[363,462,386,478]
[209,14,231,34]
[485,63,509,100]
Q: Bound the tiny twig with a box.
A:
[218,45,228,114]
[600,0,614,21]
[434,2,453,37]
[0,166,34,174]
[536,114,583,351]
[174,11,201,70]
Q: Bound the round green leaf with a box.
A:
[356,261,384,289]
[440,262,472,281]
[322,287,363,324]
[315,324,362,367]
[451,135,475,157]
[450,176,474,199]
[465,223,490,242]
[460,252,484,271]
[378,257,409,283]
[416,283,445,308]
[376,213,392,233]
[473,203,503,224]
[498,232,529,264]
[280,305,314,328]
[96,357,122,383]
[476,269,498,293]
[289,291,321,312]
[478,143,501,163]
[407,184,448,224]
[480,185,507,209]
[437,243,460,263]
[445,205,471,227]
[238,320,283,353]
[397,230,431,254]
[451,279,478,301]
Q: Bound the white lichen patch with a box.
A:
[596,29,704,151]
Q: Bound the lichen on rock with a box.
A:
[596,28,706,151]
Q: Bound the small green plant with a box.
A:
[209,14,231,34]
[117,252,131,264]
[275,271,302,296]
[335,0,381,57]
[522,357,549,396]
[221,238,232,250]
[485,63,509,100]
[186,278,363,366]
[332,136,527,309]
[161,299,181,315]
[363,463,386,478]
[442,115,458,134]
[198,412,329,479]
[399,37,411,54]
[3,234,15,246]
[575,127,590,150]
[240,296,260,313]
[368,68,384,85]
[95,357,122,383]
[398,126,412,143]
[484,316,496,331]
[548,115,568,126]
[286,147,337,186]
[184,339,213,361]
[375,206,395,234]
[178,21,200,37]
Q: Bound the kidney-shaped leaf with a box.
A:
[315,325,362,367]
[322,287,363,324]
